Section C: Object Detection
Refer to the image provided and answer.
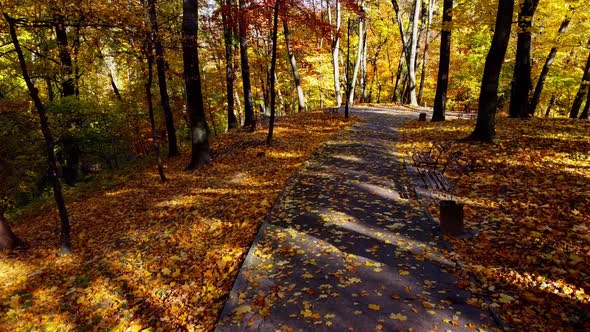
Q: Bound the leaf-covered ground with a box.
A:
[0,112,352,331]
[398,115,590,331]
[217,108,499,331]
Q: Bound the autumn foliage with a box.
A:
[0,112,352,331]
[398,115,590,330]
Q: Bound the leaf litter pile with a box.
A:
[0,112,352,331]
[398,116,590,331]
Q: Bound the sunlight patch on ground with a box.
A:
[331,153,364,163]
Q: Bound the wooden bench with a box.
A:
[411,142,452,170]
[412,147,476,236]
[418,151,469,198]
[323,107,340,114]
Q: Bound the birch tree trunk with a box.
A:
[408,0,421,106]
[530,14,572,115]
[328,0,342,107]
[267,0,281,146]
[283,18,305,112]
[418,0,434,105]
[348,6,365,105]
[360,22,369,103]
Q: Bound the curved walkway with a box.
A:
[216,107,497,331]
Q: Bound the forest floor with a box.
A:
[397,113,590,331]
[1,107,589,331]
[0,111,352,331]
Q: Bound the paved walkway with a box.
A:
[216,107,498,331]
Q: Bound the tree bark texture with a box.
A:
[183,0,211,169]
[432,0,452,122]
[469,0,514,142]
[509,0,539,118]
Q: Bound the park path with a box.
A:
[215,107,498,331]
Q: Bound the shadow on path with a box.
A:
[215,107,498,331]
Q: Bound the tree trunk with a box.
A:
[393,52,406,102]
[0,209,23,250]
[283,18,305,112]
[529,15,571,115]
[418,0,434,105]
[468,0,514,142]
[46,79,54,102]
[544,94,557,117]
[238,0,256,130]
[391,0,410,103]
[509,0,539,118]
[569,52,590,119]
[143,17,167,182]
[348,7,365,106]
[54,15,75,97]
[581,85,590,120]
[432,0,452,122]
[344,17,351,119]
[267,0,281,146]
[72,25,81,97]
[222,0,239,129]
[328,0,342,107]
[360,22,369,103]
[407,0,421,106]
[54,14,81,186]
[183,0,211,169]
[5,14,72,254]
[148,0,179,157]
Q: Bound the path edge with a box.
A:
[213,115,358,329]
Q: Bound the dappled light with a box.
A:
[0,112,351,331]
[398,116,590,330]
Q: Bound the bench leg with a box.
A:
[439,200,464,236]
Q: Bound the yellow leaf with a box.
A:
[400,270,410,276]
[233,305,252,315]
[368,304,380,311]
[161,268,171,276]
[389,313,408,321]
[497,293,514,304]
